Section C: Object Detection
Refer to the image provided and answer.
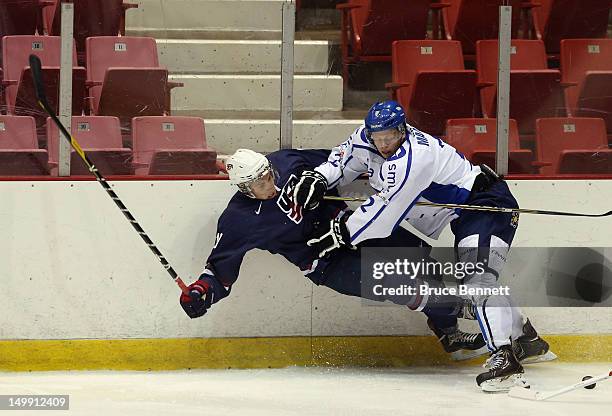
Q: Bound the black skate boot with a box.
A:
[477,344,529,392]
[428,318,488,361]
[512,319,557,364]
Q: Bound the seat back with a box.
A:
[2,35,77,81]
[351,0,431,56]
[46,116,123,164]
[561,39,612,111]
[536,117,608,174]
[46,0,125,60]
[543,0,610,54]
[86,36,160,83]
[132,116,207,165]
[443,0,522,55]
[0,0,40,38]
[476,40,549,117]
[0,115,38,149]
[392,40,466,105]
[445,118,521,153]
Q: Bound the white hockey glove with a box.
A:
[307,217,352,258]
[293,170,327,210]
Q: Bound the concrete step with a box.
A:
[157,39,333,74]
[170,74,343,111]
[202,118,362,154]
[126,0,285,33]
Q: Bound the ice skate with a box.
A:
[428,318,488,361]
[513,319,558,364]
[477,345,529,392]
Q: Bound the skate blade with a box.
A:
[451,346,489,361]
[521,350,558,365]
[481,374,530,393]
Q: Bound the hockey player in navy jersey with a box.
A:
[293,101,555,392]
[179,148,487,359]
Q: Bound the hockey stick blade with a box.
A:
[29,54,48,107]
[28,54,190,295]
[323,196,612,218]
[508,370,612,401]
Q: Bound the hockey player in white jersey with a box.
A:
[292,101,554,392]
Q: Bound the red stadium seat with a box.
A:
[337,0,435,84]
[132,116,218,175]
[43,0,138,65]
[535,118,612,175]
[441,0,525,57]
[46,116,132,176]
[476,39,565,134]
[86,36,181,125]
[560,39,612,133]
[531,0,610,55]
[0,115,48,175]
[0,0,49,66]
[386,40,477,135]
[445,118,534,173]
[1,35,85,127]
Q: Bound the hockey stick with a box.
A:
[508,370,611,401]
[29,54,189,295]
[323,196,612,218]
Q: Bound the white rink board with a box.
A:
[0,179,611,340]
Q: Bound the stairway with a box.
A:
[126,0,363,154]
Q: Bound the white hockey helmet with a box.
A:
[225,149,274,197]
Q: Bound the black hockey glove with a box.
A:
[180,274,229,318]
[307,216,352,258]
[293,170,328,210]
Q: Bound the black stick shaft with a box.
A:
[29,54,189,294]
[323,196,612,218]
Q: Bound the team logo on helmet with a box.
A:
[226,163,233,171]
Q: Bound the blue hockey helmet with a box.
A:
[364,100,406,139]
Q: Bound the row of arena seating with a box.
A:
[338,0,610,82]
[445,117,612,175]
[0,35,182,129]
[386,39,611,136]
[0,0,135,65]
[1,113,609,176]
[0,115,218,176]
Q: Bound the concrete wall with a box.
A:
[1,179,611,341]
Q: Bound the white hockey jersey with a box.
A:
[315,124,481,244]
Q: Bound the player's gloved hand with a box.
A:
[293,170,327,210]
[180,276,214,319]
[307,216,351,257]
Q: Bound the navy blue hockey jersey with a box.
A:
[202,149,346,288]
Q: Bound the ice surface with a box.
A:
[0,363,609,415]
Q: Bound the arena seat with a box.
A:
[531,0,610,55]
[560,39,612,134]
[534,118,612,175]
[440,0,524,57]
[0,0,48,66]
[131,116,218,175]
[337,0,435,84]
[85,36,182,125]
[445,118,534,174]
[1,35,85,127]
[46,115,132,176]
[43,0,138,65]
[386,40,477,135]
[476,39,565,134]
[0,115,48,175]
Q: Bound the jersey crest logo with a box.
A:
[276,174,303,224]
